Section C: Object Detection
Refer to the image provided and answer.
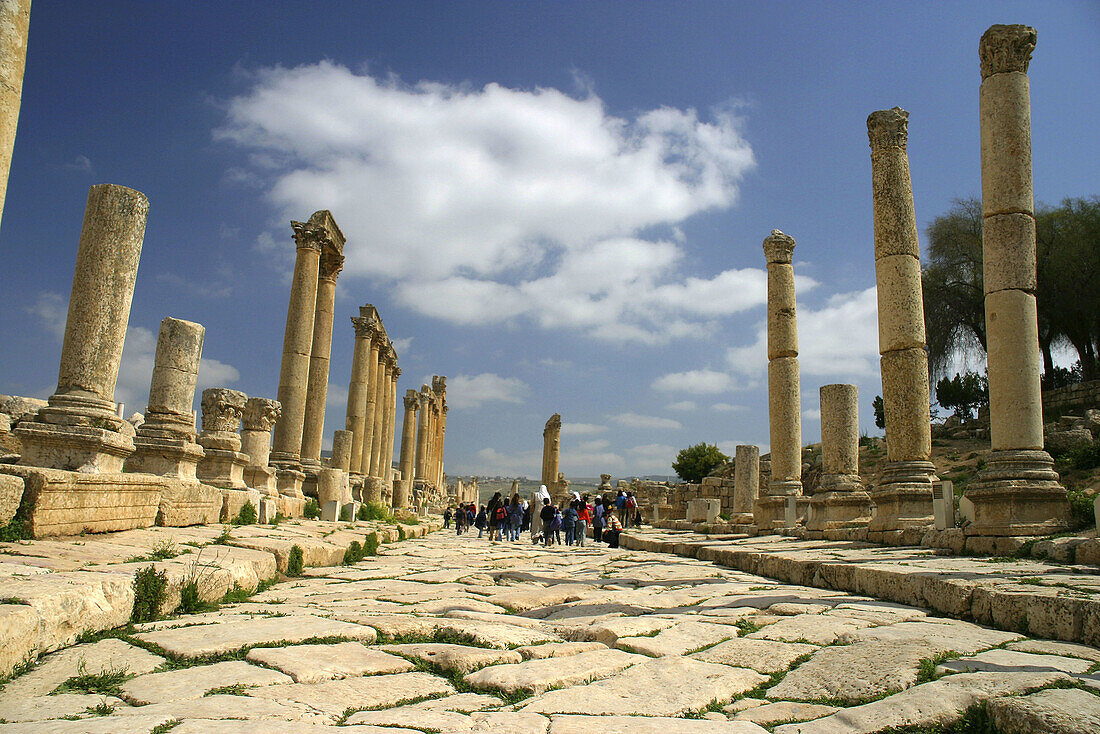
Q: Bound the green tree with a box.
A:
[872,396,885,430]
[935,371,988,420]
[922,197,1100,381]
[672,443,729,483]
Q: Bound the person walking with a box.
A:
[563,501,578,546]
[508,494,524,542]
[576,498,590,547]
[592,499,604,543]
[486,492,505,541]
[474,505,488,538]
[623,492,636,529]
[550,506,563,546]
[616,490,627,527]
[539,498,555,547]
[443,507,452,529]
[455,506,466,535]
[532,484,551,543]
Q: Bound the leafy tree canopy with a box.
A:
[672,442,730,483]
[935,371,988,420]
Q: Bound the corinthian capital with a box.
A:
[290,221,325,252]
[351,316,371,339]
[404,389,420,411]
[393,366,402,379]
[763,230,796,265]
[319,250,345,281]
[867,107,909,151]
[242,397,281,432]
[980,24,1035,79]
[201,388,247,433]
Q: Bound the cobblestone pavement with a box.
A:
[2,530,1099,733]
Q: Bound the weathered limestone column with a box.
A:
[17,184,148,473]
[126,317,206,480]
[367,344,391,478]
[967,24,1068,536]
[379,361,397,502]
[240,398,280,497]
[435,404,448,489]
[0,0,30,232]
[383,366,400,505]
[357,323,383,475]
[807,384,872,534]
[754,230,802,531]
[395,389,419,508]
[300,240,345,472]
[344,312,374,476]
[867,107,937,534]
[732,445,759,520]
[195,388,249,491]
[541,413,562,488]
[270,218,323,472]
[331,429,352,472]
[414,385,432,489]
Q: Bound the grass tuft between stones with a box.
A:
[131,565,169,623]
[149,720,182,734]
[52,661,132,697]
[287,544,305,576]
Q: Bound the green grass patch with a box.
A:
[177,578,219,615]
[304,499,321,520]
[131,565,169,623]
[125,539,182,564]
[357,502,394,523]
[53,661,132,696]
[343,541,365,565]
[205,683,250,696]
[916,651,962,684]
[220,584,252,605]
[734,618,763,635]
[83,702,115,716]
[287,545,304,576]
[397,525,406,541]
[875,701,997,733]
[150,719,182,734]
[363,533,380,557]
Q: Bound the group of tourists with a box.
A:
[441,486,643,550]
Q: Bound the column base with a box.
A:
[964,449,1070,536]
[753,494,807,532]
[276,468,305,499]
[244,465,279,497]
[195,449,249,490]
[300,472,319,500]
[269,451,302,474]
[868,460,936,532]
[125,436,204,481]
[16,421,134,474]
[804,486,873,532]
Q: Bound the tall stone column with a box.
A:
[807,384,872,534]
[414,386,432,485]
[196,388,249,490]
[396,389,419,509]
[368,349,392,476]
[126,317,206,480]
[300,244,345,472]
[357,326,383,475]
[379,361,397,501]
[542,413,562,488]
[968,24,1068,536]
[754,230,802,531]
[384,366,400,505]
[0,0,30,232]
[867,107,937,534]
[17,184,148,473]
[345,313,374,476]
[435,404,448,488]
[732,445,759,520]
[241,398,280,497]
[270,220,322,472]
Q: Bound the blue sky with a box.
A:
[2,2,1097,479]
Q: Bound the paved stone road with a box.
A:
[1,531,1098,733]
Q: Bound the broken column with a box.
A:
[867,107,937,535]
[0,0,31,231]
[967,24,1069,536]
[542,413,562,490]
[732,445,759,522]
[196,388,258,522]
[807,384,872,534]
[17,185,148,473]
[754,230,803,531]
[395,389,420,509]
[240,398,281,497]
[300,229,345,474]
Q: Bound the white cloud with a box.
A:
[561,422,607,435]
[446,373,529,409]
[666,400,697,411]
[60,154,93,175]
[652,369,735,394]
[802,409,821,420]
[473,447,542,477]
[610,413,682,430]
[220,62,760,343]
[26,291,68,338]
[727,287,880,379]
[577,439,611,451]
[625,443,679,474]
[390,337,413,356]
[325,383,349,410]
[712,403,747,412]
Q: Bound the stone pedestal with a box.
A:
[195,388,249,491]
[867,107,936,532]
[240,398,281,497]
[17,185,148,473]
[966,25,1069,536]
[732,445,759,523]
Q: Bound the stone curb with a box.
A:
[0,519,441,678]
[620,530,1100,648]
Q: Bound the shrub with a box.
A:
[357,502,392,522]
[363,534,379,557]
[234,501,257,526]
[304,499,321,520]
[131,565,168,623]
[340,504,354,522]
[397,525,406,541]
[1067,487,1097,529]
[287,545,304,576]
[343,541,363,565]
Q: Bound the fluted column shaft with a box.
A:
[300,251,343,469]
[764,231,802,496]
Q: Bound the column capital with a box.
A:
[351,315,371,339]
[980,24,1035,79]
[404,389,421,411]
[763,230,796,265]
[242,397,281,432]
[290,220,326,253]
[319,249,344,282]
[867,107,909,152]
[201,388,247,433]
[392,366,402,379]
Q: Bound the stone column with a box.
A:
[240,398,281,496]
[300,246,344,472]
[968,24,1068,536]
[754,230,802,531]
[807,384,872,534]
[331,429,352,472]
[435,404,448,489]
[196,388,249,490]
[383,366,400,505]
[126,317,206,480]
[17,184,148,473]
[367,345,390,478]
[357,326,383,475]
[542,413,562,488]
[345,313,373,476]
[732,445,759,519]
[395,389,419,508]
[379,360,397,502]
[414,386,432,487]
[270,219,322,472]
[0,0,30,232]
[867,107,937,534]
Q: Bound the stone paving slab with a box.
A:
[378,642,522,674]
[547,714,769,733]
[244,672,456,719]
[987,687,1100,734]
[463,647,646,693]
[690,637,818,673]
[134,614,377,657]
[120,659,292,704]
[246,641,414,682]
[936,647,1095,675]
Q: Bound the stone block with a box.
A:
[980,71,1033,217]
[0,465,162,537]
[701,477,722,487]
[321,500,343,522]
[875,253,925,352]
[0,473,23,525]
[276,495,305,518]
[257,498,278,524]
[155,480,221,527]
[220,488,261,524]
[687,498,720,524]
[879,348,931,461]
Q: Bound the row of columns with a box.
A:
[749,23,1067,539]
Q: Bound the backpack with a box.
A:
[493,505,508,522]
[550,514,562,531]
[626,496,636,509]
